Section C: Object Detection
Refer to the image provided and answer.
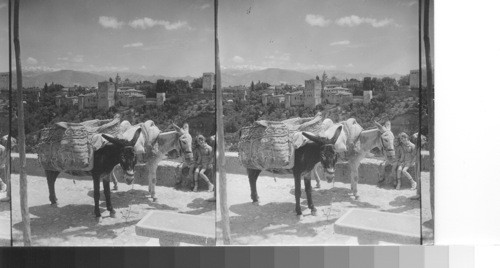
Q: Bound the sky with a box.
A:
[219,0,421,75]
[0,0,214,77]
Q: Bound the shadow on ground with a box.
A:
[12,204,139,243]
[228,201,338,240]
[85,188,178,211]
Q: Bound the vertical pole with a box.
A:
[214,0,231,244]
[13,0,32,246]
[423,0,434,220]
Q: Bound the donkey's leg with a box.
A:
[304,173,316,216]
[92,175,102,220]
[247,169,261,204]
[110,165,118,191]
[103,179,116,218]
[349,161,361,199]
[147,159,159,202]
[45,170,60,206]
[293,172,303,216]
[313,164,321,188]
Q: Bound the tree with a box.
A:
[381,77,397,91]
[174,79,190,94]
[250,81,254,91]
[191,77,203,89]
[14,0,32,245]
[398,74,410,86]
[109,77,113,83]
[362,77,372,91]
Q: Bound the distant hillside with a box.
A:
[221,68,404,87]
[1,70,107,88]
[92,72,197,84]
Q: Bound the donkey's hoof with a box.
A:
[315,183,321,189]
[252,201,260,206]
[296,213,303,219]
[113,185,118,191]
[110,211,117,218]
[311,210,317,216]
[152,197,158,202]
[50,202,59,207]
[95,216,102,223]
[354,195,360,200]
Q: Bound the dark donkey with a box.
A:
[247,125,343,216]
[45,128,142,221]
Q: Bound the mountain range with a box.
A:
[0,70,197,88]
[221,68,404,87]
[0,68,404,89]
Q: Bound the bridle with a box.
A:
[379,130,395,155]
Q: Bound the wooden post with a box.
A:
[214,0,231,245]
[423,0,434,220]
[13,0,32,246]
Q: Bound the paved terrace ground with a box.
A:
[217,153,433,245]
[11,172,215,246]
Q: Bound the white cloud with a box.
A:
[98,16,124,29]
[336,15,394,28]
[129,17,189,30]
[399,1,417,7]
[140,65,147,70]
[232,56,245,63]
[84,64,130,72]
[0,3,6,9]
[330,40,351,46]
[199,3,210,10]
[305,14,331,27]
[26,57,38,65]
[57,57,69,61]
[123,42,144,48]
[346,63,354,68]
[264,52,291,61]
[72,55,84,63]
[22,66,60,72]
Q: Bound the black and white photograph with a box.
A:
[217,0,433,245]
[2,0,216,246]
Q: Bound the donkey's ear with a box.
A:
[129,128,142,146]
[374,121,385,132]
[102,134,121,145]
[302,132,325,145]
[383,121,391,130]
[172,123,183,133]
[329,125,343,145]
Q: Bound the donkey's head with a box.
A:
[171,123,193,161]
[102,128,142,185]
[374,121,395,160]
[302,125,343,182]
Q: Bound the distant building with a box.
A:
[304,79,322,108]
[410,69,427,89]
[78,93,97,110]
[202,72,215,92]
[284,91,304,108]
[97,81,116,109]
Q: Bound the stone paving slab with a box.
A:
[334,208,420,244]
[0,218,10,246]
[136,211,215,246]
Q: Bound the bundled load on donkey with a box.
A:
[238,113,325,171]
[36,114,122,172]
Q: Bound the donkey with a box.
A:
[247,125,343,216]
[346,121,395,199]
[44,128,142,221]
[113,122,193,202]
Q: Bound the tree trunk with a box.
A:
[13,0,32,246]
[423,0,434,220]
[214,0,231,245]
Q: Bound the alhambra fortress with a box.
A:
[54,72,215,110]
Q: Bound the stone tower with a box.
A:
[304,79,322,108]
[97,81,115,109]
[115,73,122,86]
[202,72,215,92]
